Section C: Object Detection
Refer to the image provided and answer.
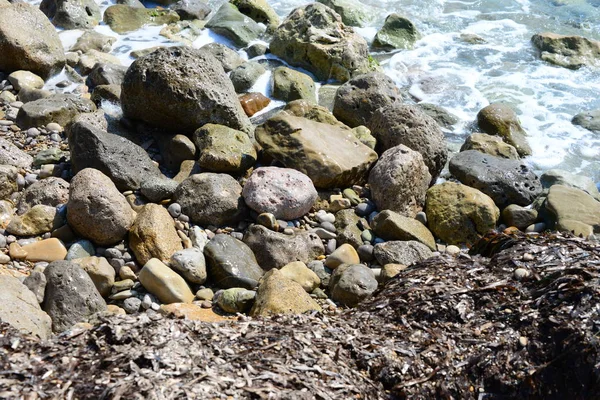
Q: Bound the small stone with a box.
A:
[380,263,407,283]
[279,261,321,292]
[138,258,194,304]
[446,245,461,255]
[324,243,360,269]
[329,198,351,212]
[355,201,375,217]
[122,297,142,314]
[523,253,535,261]
[119,265,137,281]
[66,240,95,260]
[513,268,530,280]
[23,270,47,303]
[196,288,214,301]
[320,221,336,233]
[326,238,337,255]
[111,279,134,293]
[256,212,279,231]
[330,264,378,307]
[312,227,337,240]
[316,211,336,224]
[361,229,374,243]
[526,222,546,233]
[167,203,181,218]
[342,188,360,206]
[216,287,256,314]
[170,247,207,284]
[20,238,68,263]
[415,211,427,225]
[46,123,62,132]
[357,244,374,262]
[518,336,528,347]
[109,290,134,300]
[71,256,116,297]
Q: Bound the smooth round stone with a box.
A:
[27,128,40,138]
[326,239,336,254]
[342,188,361,205]
[277,220,288,229]
[196,288,214,301]
[0,253,9,264]
[320,221,336,233]
[119,265,137,281]
[355,201,375,217]
[513,268,530,280]
[312,227,337,240]
[257,212,279,231]
[123,297,142,314]
[283,228,294,235]
[109,290,134,300]
[316,210,335,224]
[445,245,460,255]
[357,244,374,262]
[109,258,125,271]
[178,214,189,223]
[46,122,62,132]
[122,252,132,262]
[167,202,181,218]
[361,229,374,243]
[104,248,122,259]
[142,294,153,310]
[526,222,546,233]
[66,240,95,260]
[415,211,427,225]
[25,174,37,185]
[373,237,385,245]
[16,174,25,189]
[50,133,61,142]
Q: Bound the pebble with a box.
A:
[522,253,534,261]
[196,288,214,301]
[151,302,160,311]
[326,239,336,255]
[109,258,125,272]
[27,128,40,138]
[312,227,337,240]
[16,174,25,189]
[6,235,16,244]
[109,290,134,300]
[230,232,244,241]
[329,198,351,212]
[178,214,189,223]
[142,294,153,310]
[283,228,294,235]
[119,265,137,281]
[122,252,132,262]
[361,229,374,243]
[46,122,62,132]
[0,253,10,264]
[320,221,336,233]
[174,220,185,231]
[201,300,212,308]
[513,268,530,280]
[518,336,528,347]
[446,245,461,255]
[112,279,135,293]
[342,188,361,205]
[415,211,427,225]
[24,174,37,185]
[0,235,6,249]
[167,203,181,218]
[257,212,279,231]
[355,201,375,217]
[104,248,122,259]
[50,133,61,142]
[315,210,335,224]
[526,222,546,233]
[122,297,142,314]
[357,244,374,262]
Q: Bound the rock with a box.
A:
[0,3,66,79]
[70,30,116,53]
[256,113,378,188]
[174,173,246,227]
[0,138,33,168]
[140,177,179,203]
[71,256,115,297]
[206,3,264,47]
[171,0,211,21]
[231,0,279,31]
[139,258,194,304]
[333,209,363,248]
[460,133,520,160]
[243,224,324,270]
[16,93,96,130]
[204,233,265,289]
[540,169,600,201]
[8,71,44,91]
[317,0,371,27]
[196,288,214,300]
[153,133,196,171]
[0,275,52,339]
[572,109,600,132]
[242,167,317,220]
[373,240,433,266]
[329,264,377,307]
[449,150,542,208]
[240,92,271,117]
[272,66,317,104]
[87,63,128,89]
[546,184,600,235]
[324,243,360,269]
[425,182,499,245]
[170,247,206,284]
[249,269,321,316]
[532,32,600,70]
[368,144,431,218]
[200,43,244,73]
[417,103,459,130]
[502,204,538,230]
[372,13,420,50]
[6,205,60,236]
[372,210,436,250]
[477,103,532,157]
[23,270,47,304]
[280,261,321,292]
[65,239,95,260]
[67,168,136,246]
[216,287,256,313]
[332,72,401,128]
[43,260,106,332]
[121,46,252,135]
[33,148,65,167]
[129,204,182,266]
[16,177,69,215]
[16,238,68,262]
[270,3,373,82]
[103,5,179,34]
[380,263,406,283]
[193,124,256,173]
[68,120,163,191]
[0,165,17,200]
[230,61,265,93]
[368,103,447,182]
[77,49,122,75]
[40,0,101,29]
[91,84,121,104]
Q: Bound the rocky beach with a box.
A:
[0,0,600,398]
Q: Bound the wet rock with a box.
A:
[230,61,265,93]
[139,258,194,304]
[129,204,182,266]
[460,132,519,160]
[87,63,128,89]
[330,264,377,307]
[216,287,256,313]
[417,103,459,130]
[426,182,499,245]
[532,32,600,70]
[368,144,431,218]
[205,3,265,47]
[67,168,136,246]
[122,46,252,135]
[477,103,531,157]
[70,30,116,53]
[40,0,101,29]
[372,13,420,50]
[372,210,436,250]
[572,109,600,132]
[449,150,542,208]
[250,269,321,316]
[231,0,279,31]
[240,92,271,117]
[103,5,179,33]
[317,0,372,27]
[243,224,324,270]
[170,247,206,284]
[71,256,115,297]
[204,233,265,289]
[242,167,317,220]
[170,0,211,21]
[373,240,433,266]
[0,3,66,79]
[193,124,256,173]
[16,93,96,130]
[174,173,246,227]
[43,260,106,332]
[272,66,317,103]
[200,43,244,72]
[270,3,373,82]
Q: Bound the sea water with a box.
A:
[29,0,600,181]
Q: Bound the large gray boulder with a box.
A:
[121,46,252,135]
[43,261,107,333]
[333,72,402,128]
[173,173,246,227]
[449,150,542,208]
[67,168,136,246]
[0,275,52,340]
[368,145,431,218]
[68,120,163,191]
[16,94,96,130]
[40,0,101,30]
[204,234,265,289]
[368,103,447,182]
[373,240,433,266]
[243,224,324,270]
[270,3,373,82]
[0,3,66,79]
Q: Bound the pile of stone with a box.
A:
[0,0,599,343]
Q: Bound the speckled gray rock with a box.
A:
[0,165,18,201]
[65,239,95,260]
[330,264,377,307]
[373,240,433,266]
[0,275,52,339]
[449,150,542,208]
[43,260,107,333]
[368,103,447,182]
[87,63,128,89]
[204,234,265,289]
[230,61,265,93]
[243,167,317,220]
[121,46,252,135]
[67,168,136,246]
[368,145,431,218]
[0,138,33,168]
[16,93,96,130]
[16,177,69,215]
[140,177,179,202]
[174,173,247,227]
[170,247,207,284]
[200,43,244,73]
[243,224,324,270]
[40,0,101,29]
